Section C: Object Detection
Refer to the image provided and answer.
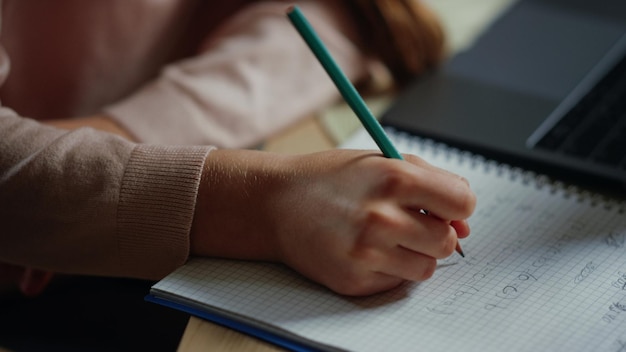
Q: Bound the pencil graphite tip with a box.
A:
[456,242,465,258]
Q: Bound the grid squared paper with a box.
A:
[152,128,626,352]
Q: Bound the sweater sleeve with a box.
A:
[0,110,212,280]
[104,1,369,148]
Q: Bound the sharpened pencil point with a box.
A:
[456,242,465,258]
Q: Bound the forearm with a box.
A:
[103,1,369,148]
[0,112,211,279]
[190,149,290,261]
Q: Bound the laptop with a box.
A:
[381,0,626,194]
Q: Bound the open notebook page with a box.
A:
[151,128,626,352]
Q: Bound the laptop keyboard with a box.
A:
[536,54,626,169]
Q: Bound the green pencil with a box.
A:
[286,5,403,160]
[286,5,465,257]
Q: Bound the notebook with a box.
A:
[147,128,626,352]
[382,0,626,194]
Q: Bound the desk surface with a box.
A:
[175,1,516,350]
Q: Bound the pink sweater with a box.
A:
[0,0,368,279]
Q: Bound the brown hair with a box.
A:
[346,0,446,88]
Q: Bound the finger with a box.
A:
[395,212,459,259]
[360,204,457,259]
[402,154,473,182]
[412,212,471,239]
[394,161,476,220]
[372,155,471,214]
[375,246,437,282]
[407,213,470,256]
[451,219,471,239]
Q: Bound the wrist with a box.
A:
[190,149,291,262]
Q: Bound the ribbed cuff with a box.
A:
[116,144,213,279]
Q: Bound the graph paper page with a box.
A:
[152,128,626,352]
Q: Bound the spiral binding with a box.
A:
[387,128,626,214]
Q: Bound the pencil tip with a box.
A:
[456,242,465,258]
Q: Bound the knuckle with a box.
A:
[356,205,402,238]
[372,162,413,198]
[361,206,388,227]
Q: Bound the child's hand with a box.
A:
[191,149,476,296]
